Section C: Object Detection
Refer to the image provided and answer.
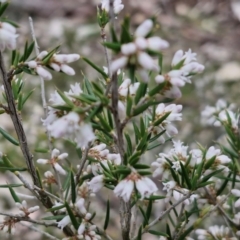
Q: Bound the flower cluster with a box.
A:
[58,198,101,239]
[15,200,39,217]
[153,103,182,142]
[118,78,140,121]
[37,148,68,175]
[201,99,237,130]
[26,52,80,80]
[155,49,204,98]
[0,21,18,51]
[111,19,169,80]
[87,143,121,175]
[42,84,95,148]
[195,225,237,240]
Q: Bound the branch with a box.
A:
[20,222,61,240]
[0,212,57,227]
[0,52,74,237]
[75,143,91,184]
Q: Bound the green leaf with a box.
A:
[42,45,60,64]
[0,184,23,188]
[9,186,20,203]
[65,202,79,230]
[217,172,231,195]
[56,89,74,108]
[137,226,142,240]
[21,89,35,107]
[103,42,121,52]
[126,95,133,117]
[148,230,169,237]
[200,168,224,183]
[153,112,171,126]
[42,215,66,221]
[70,171,76,204]
[47,204,65,212]
[125,133,133,155]
[204,155,216,170]
[0,127,19,146]
[110,26,118,43]
[146,200,152,220]
[36,168,43,188]
[180,162,191,189]
[63,171,71,191]
[104,199,110,230]
[34,148,49,153]
[139,206,148,226]
[148,82,166,96]
[0,2,9,17]
[82,57,108,79]
[134,82,148,104]
[120,16,132,43]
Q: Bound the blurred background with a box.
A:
[0,0,240,239]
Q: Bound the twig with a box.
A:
[20,222,61,240]
[34,185,63,203]
[97,226,114,240]
[0,212,57,227]
[29,16,53,150]
[75,143,91,184]
[132,193,192,239]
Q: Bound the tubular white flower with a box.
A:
[78,222,85,235]
[135,37,148,50]
[114,179,134,202]
[135,177,158,199]
[137,52,159,71]
[60,64,75,75]
[76,198,87,215]
[54,162,66,175]
[232,189,240,197]
[110,56,128,73]
[88,175,104,193]
[155,75,165,83]
[162,181,176,192]
[121,43,137,55]
[147,36,169,51]
[135,19,153,38]
[0,22,18,51]
[36,66,52,80]
[37,159,49,164]
[171,50,184,67]
[57,216,71,230]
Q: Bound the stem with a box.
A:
[0,212,57,227]
[0,52,74,237]
[20,222,61,240]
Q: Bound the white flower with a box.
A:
[114,179,134,202]
[118,78,140,97]
[135,19,153,38]
[151,157,170,179]
[206,146,231,164]
[37,148,68,175]
[101,0,124,14]
[190,149,203,165]
[78,222,86,235]
[58,216,71,230]
[76,198,87,215]
[114,172,158,202]
[162,181,176,192]
[15,200,39,217]
[111,19,169,76]
[0,22,18,51]
[88,175,104,193]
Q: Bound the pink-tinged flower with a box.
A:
[37,148,68,175]
[147,37,169,51]
[88,175,104,193]
[137,52,159,71]
[101,0,124,14]
[0,22,18,51]
[57,216,71,230]
[114,172,158,202]
[121,43,137,55]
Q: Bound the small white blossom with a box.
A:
[0,22,18,51]
[114,172,158,202]
[88,175,104,193]
[101,0,124,14]
[57,216,71,230]
[37,148,68,175]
